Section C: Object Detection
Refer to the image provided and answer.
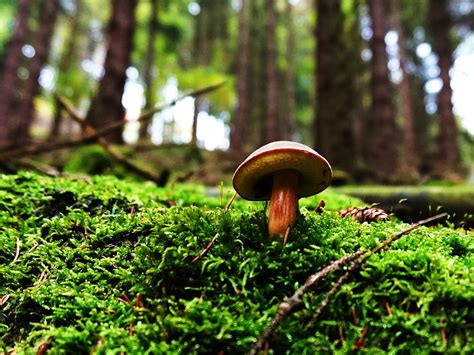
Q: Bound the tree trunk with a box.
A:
[49,0,83,140]
[230,0,250,156]
[285,1,297,141]
[139,0,160,141]
[315,0,354,172]
[0,0,33,146]
[391,0,419,179]
[262,0,279,144]
[247,0,266,149]
[366,0,398,182]
[13,0,59,142]
[86,0,138,144]
[427,0,460,175]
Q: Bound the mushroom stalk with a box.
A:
[268,169,299,236]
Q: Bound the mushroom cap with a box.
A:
[232,141,332,201]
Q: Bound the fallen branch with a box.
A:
[60,81,227,145]
[309,212,448,324]
[55,95,169,186]
[0,82,226,159]
[250,213,448,354]
[3,157,65,177]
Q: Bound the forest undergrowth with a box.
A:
[0,172,472,353]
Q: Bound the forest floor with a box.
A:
[0,171,472,353]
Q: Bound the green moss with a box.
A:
[0,172,473,353]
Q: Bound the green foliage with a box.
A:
[176,67,235,113]
[0,1,15,55]
[0,172,473,353]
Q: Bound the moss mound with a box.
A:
[0,172,473,353]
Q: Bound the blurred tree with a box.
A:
[262,0,280,144]
[391,0,419,179]
[284,0,297,141]
[366,0,398,181]
[139,0,160,141]
[0,0,33,146]
[314,0,355,173]
[247,0,266,148]
[13,0,59,143]
[343,0,368,178]
[229,0,250,156]
[86,0,138,144]
[49,0,84,140]
[427,0,461,175]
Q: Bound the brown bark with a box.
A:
[0,0,33,145]
[366,0,398,181]
[247,1,265,148]
[315,0,354,172]
[427,0,460,174]
[14,0,59,142]
[262,0,280,144]
[139,0,159,141]
[86,0,138,144]
[230,0,250,155]
[391,0,419,178]
[285,1,297,141]
[49,0,83,140]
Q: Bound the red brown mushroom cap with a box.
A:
[232,141,332,201]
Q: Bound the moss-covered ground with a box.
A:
[0,172,473,353]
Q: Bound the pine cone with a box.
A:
[339,206,389,223]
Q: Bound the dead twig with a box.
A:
[249,250,363,354]
[0,294,11,307]
[192,234,219,264]
[224,191,238,213]
[309,213,447,325]
[3,157,65,177]
[250,213,448,354]
[12,238,20,263]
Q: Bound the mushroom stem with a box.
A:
[268,169,299,237]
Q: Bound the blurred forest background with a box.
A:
[0,0,473,185]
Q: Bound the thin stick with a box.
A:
[309,213,448,324]
[224,191,238,213]
[192,234,219,264]
[249,250,363,354]
[250,213,448,354]
[12,238,20,263]
[0,294,11,307]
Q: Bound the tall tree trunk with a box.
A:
[366,0,398,182]
[262,0,279,144]
[285,0,297,141]
[86,0,138,144]
[190,0,214,147]
[13,0,59,142]
[391,0,419,179]
[247,0,265,149]
[230,0,251,156]
[0,0,33,146]
[427,0,460,175]
[315,0,354,172]
[345,0,367,178]
[139,0,159,141]
[49,0,83,140]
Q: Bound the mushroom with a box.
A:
[232,141,332,237]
